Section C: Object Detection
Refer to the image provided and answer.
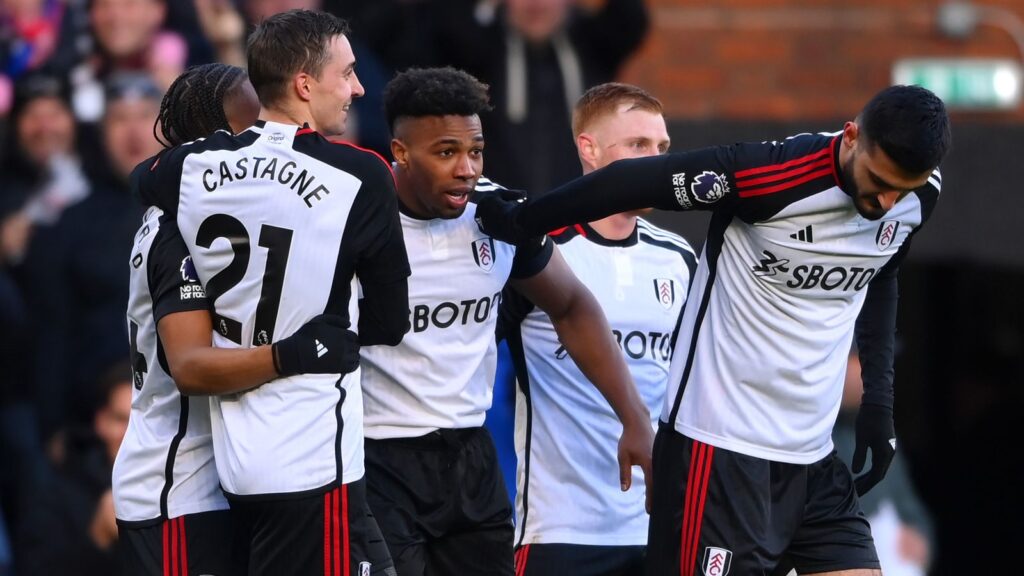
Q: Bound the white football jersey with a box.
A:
[133,121,409,496]
[504,219,696,546]
[361,180,552,439]
[113,207,227,523]
[658,133,941,464]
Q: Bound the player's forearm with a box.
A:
[170,346,278,395]
[855,271,898,410]
[515,155,673,236]
[550,290,650,427]
[358,278,411,346]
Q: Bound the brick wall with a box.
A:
[619,0,1024,122]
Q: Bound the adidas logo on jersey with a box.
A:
[789,225,813,243]
[315,339,328,358]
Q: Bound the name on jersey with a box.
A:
[201,156,331,207]
[555,329,673,362]
[411,292,501,333]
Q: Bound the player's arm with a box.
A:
[476,145,738,241]
[508,245,654,498]
[348,159,412,346]
[158,311,277,394]
[850,237,913,495]
[151,225,359,395]
[130,148,186,216]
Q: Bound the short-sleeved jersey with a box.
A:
[360,178,553,439]
[644,132,940,463]
[132,120,410,497]
[503,219,696,546]
[113,207,226,524]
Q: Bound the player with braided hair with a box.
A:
[116,62,360,575]
[154,62,259,147]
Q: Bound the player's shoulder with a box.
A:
[636,219,696,257]
[294,133,395,183]
[911,167,942,223]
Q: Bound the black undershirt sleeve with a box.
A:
[855,237,913,410]
[513,147,737,236]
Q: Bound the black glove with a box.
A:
[272,315,360,376]
[473,187,530,244]
[851,403,896,496]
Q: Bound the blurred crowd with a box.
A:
[0,0,649,574]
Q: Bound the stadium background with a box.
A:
[0,0,1020,574]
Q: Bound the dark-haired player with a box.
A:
[358,67,653,576]
[477,85,951,576]
[116,62,361,576]
[132,11,409,576]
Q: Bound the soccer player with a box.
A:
[358,67,654,576]
[132,10,410,575]
[503,83,696,576]
[476,85,950,576]
[116,63,363,576]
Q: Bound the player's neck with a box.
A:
[259,105,315,131]
[589,213,637,241]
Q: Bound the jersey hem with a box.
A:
[678,423,834,465]
[516,531,648,547]
[222,469,365,502]
[116,496,230,527]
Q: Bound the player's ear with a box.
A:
[391,138,409,168]
[294,72,313,103]
[843,121,860,150]
[577,132,599,171]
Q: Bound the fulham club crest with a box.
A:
[654,278,675,309]
[702,547,732,576]
[472,238,496,272]
[875,220,900,250]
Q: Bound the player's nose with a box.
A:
[877,189,900,212]
[454,154,475,179]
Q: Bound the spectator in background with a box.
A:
[14,360,131,576]
[357,0,649,193]
[2,72,89,236]
[832,348,933,576]
[0,0,92,115]
[19,72,157,442]
[67,0,183,122]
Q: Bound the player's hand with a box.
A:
[473,187,531,244]
[272,315,360,376]
[617,418,654,511]
[851,403,896,496]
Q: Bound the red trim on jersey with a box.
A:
[737,156,832,189]
[163,519,170,576]
[734,146,831,179]
[342,484,350,576]
[574,224,587,237]
[332,140,397,187]
[297,127,316,136]
[738,168,834,198]
[829,136,841,188]
[549,226,571,236]
[178,517,188,576]
[324,492,332,576]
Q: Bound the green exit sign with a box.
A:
[892,58,1022,110]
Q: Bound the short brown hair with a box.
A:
[246,9,350,107]
[572,82,663,139]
